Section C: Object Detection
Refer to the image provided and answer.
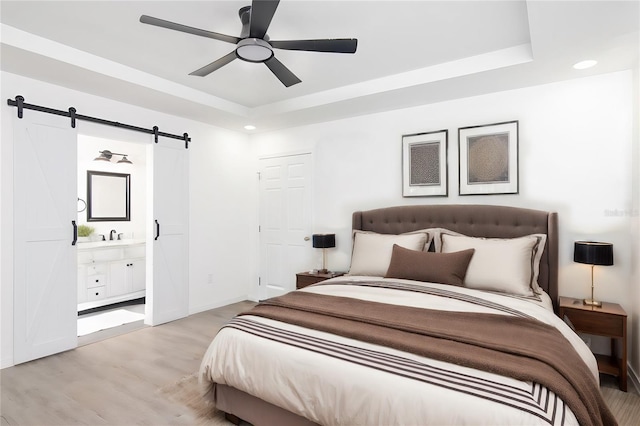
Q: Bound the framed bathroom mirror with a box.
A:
[87,171,131,222]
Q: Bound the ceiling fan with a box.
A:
[140,0,358,87]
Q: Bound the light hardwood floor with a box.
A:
[2,300,639,425]
[1,301,256,426]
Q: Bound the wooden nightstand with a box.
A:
[558,296,627,391]
[296,271,345,289]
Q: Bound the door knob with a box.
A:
[304,236,310,241]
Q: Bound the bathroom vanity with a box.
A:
[77,239,145,312]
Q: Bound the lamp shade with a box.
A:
[574,241,613,266]
[312,234,335,249]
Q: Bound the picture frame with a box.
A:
[458,121,518,195]
[402,129,448,197]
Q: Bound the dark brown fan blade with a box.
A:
[189,51,237,77]
[270,38,358,54]
[140,15,241,44]
[249,0,279,39]
[264,57,301,87]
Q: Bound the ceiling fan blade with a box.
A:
[189,51,237,77]
[270,38,358,54]
[249,0,279,39]
[140,15,241,44]
[264,57,301,87]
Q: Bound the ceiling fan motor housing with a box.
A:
[236,38,274,62]
[236,6,274,62]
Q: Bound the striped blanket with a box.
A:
[200,277,609,425]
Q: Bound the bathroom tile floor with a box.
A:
[78,303,146,345]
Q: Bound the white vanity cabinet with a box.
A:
[108,259,145,295]
[77,241,146,311]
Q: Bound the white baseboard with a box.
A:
[1,356,14,370]
[189,295,249,316]
[629,363,640,393]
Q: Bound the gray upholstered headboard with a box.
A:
[352,204,559,312]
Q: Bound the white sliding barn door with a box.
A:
[13,113,78,364]
[147,139,189,325]
[259,154,313,299]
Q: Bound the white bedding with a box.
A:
[199,276,599,426]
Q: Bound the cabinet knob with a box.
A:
[95,279,99,283]
[304,236,310,241]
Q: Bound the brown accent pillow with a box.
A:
[384,244,475,287]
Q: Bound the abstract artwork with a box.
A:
[402,130,448,197]
[458,121,518,195]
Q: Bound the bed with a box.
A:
[200,204,615,426]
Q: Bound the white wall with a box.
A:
[1,71,254,367]
[250,71,637,380]
[630,65,640,389]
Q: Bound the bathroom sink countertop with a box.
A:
[77,239,146,249]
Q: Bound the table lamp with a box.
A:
[574,241,613,307]
[312,234,335,274]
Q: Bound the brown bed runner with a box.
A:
[241,291,616,426]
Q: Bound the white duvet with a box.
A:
[200,276,598,426]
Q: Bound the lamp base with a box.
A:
[583,298,602,307]
[317,268,330,275]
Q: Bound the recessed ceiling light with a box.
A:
[244,125,256,131]
[573,60,597,70]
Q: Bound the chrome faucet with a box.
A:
[109,229,117,240]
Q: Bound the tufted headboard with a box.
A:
[352,204,559,312]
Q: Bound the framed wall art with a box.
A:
[402,129,448,197]
[458,121,518,195]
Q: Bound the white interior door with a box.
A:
[259,154,313,299]
[146,139,188,325]
[13,113,78,364]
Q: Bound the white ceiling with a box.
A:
[1,1,638,133]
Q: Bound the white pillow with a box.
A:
[441,234,540,296]
[434,229,547,294]
[348,231,429,277]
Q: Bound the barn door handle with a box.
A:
[155,220,160,240]
[72,220,77,246]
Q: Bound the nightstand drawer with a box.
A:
[564,309,624,338]
[296,271,345,289]
[297,275,324,288]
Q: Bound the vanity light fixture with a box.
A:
[94,150,133,164]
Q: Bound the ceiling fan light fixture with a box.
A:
[236,38,273,62]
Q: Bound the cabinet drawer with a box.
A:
[86,274,106,289]
[564,309,624,338]
[87,286,106,301]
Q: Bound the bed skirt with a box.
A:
[214,383,318,426]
